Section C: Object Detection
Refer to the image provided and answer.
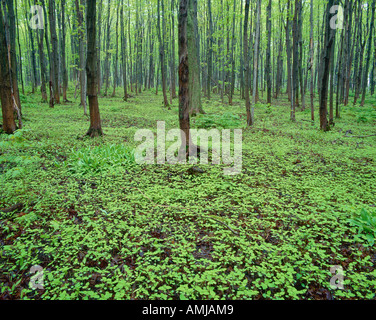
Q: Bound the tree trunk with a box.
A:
[103,0,111,97]
[158,0,169,107]
[266,0,272,104]
[120,0,127,101]
[60,0,69,102]
[251,0,261,125]
[86,0,102,138]
[187,0,203,115]
[360,0,376,106]
[178,0,190,152]
[243,0,251,126]
[112,3,120,97]
[319,0,337,131]
[207,0,213,100]
[309,0,314,120]
[0,2,16,134]
[49,0,60,105]
[170,0,177,99]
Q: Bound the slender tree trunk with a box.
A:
[285,0,292,102]
[61,0,69,102]
[121,0,127,101]
[207,0,213,100]
[75,0,86,113]
[97,0,103,94]
[251,0,261,125]
[360,0,376,106]
[266,0,272,104]
[49,0,60,104]
[309,0,314,120]
[86,0,102,137]
[158,0,169,107]
[15,3,24,95]
[6,0,21,116]
[188,0,203,115]
[104,0,111,97]
[112,3,120,97]
[178,0,190,152]
[0,1,16,133]
[319,0,337,131]
[170,0,177,99]
[37,18,47,103]
[243,0,251,126]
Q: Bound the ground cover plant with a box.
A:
[1,0,376,303]
[1,89,375,300]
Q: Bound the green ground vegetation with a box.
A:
[1,89,376,300]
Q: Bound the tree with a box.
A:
[309,0,314,121]
[243,0,251,127]
[0,1,16,134]
[49,0,60,105]
[178,0,190,153]
[75,0,86,113]
[187,0,203,115]
[251,0,261,125]
[158,0,169,107]
[86,0,102,137]
[319,0,337,131]
[60,0,69,102]
[120,0,128,101]
[360,0,376,106]
[266,0,272,104]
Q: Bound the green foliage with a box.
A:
[1,91,376,300]
[193,112,242,129]
[348,208,376,246]
[63,144,136,175]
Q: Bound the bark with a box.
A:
[243,0,251,126]
[285,0,292,102]
[6,0,21,113]
[178,0,190,152]
[360,0,376,106]
[120,0,127,101]
[37,17,47,102]
[0,2,16,134]
[103,0,111,97]
[158,0,169,107]
[309,0,314,120]
[49,0,60,104]
[229,0,236,104]
[207,0,213,100]
[251,0,261,125]
[112,3,120,97]
[187,0,203,115]
[15,3,24,95]
[170,0,177,99]
[60,0,69,102]
[97,0,103,94]
[319,0,337,132]
[291,0,300,120]
[266,0,272,104]
[86,0,102,137]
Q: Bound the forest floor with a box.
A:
[1,88,376,300]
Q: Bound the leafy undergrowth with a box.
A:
[1,89,376,300]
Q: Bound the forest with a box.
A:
[0,0,376,300]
